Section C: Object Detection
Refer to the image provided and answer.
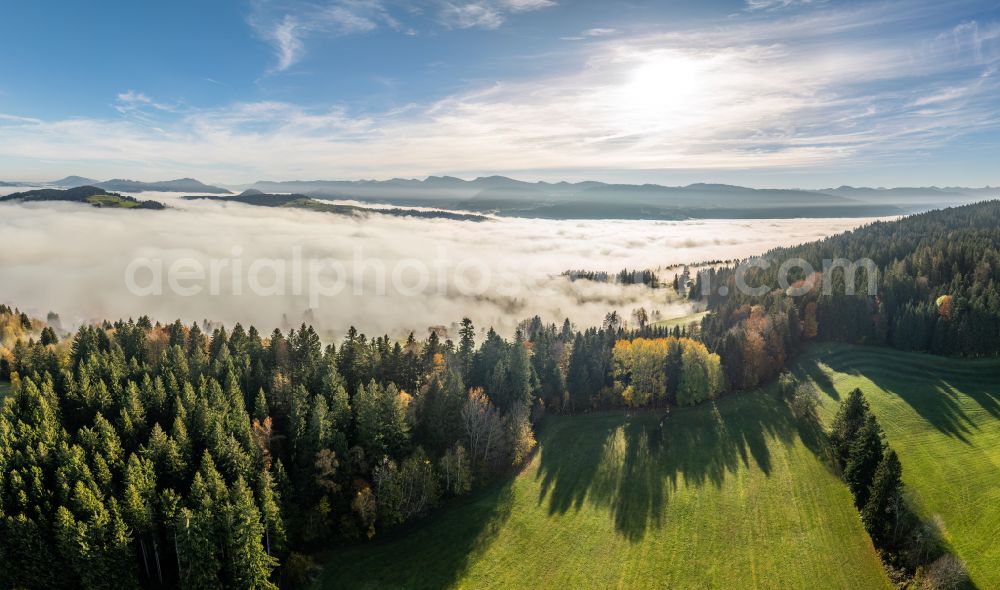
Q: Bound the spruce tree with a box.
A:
[226,477,278,589]
[844,414,884,509]
[861,449,904,547]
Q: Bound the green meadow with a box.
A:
[796,344,1000,589]
[85,194,140,208]
[316,384,889,589]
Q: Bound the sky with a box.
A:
[1,0,998,187]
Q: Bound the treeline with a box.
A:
[828,388,968,587]
[0,314,544,588]
[562,268,659,287]
[696,201,1000,390]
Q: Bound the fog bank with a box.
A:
[0,187,884,339]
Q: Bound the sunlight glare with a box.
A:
[616,53,711,132]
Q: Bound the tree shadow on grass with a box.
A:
[801,346,1000,444]
[534,391,817,542]
[315,481,516,590]
[806,365,841,401]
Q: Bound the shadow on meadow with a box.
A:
[315,481,516,590]
[800,345,1000,444]
[533,391,825,542]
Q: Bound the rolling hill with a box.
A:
[45,176,230,193]
[314,391,890,589]
[795,344,1000,589]
[95,177,231,193]
[49,175,99,187]
[0,186,166,209]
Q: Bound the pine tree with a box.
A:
[829,388,870,468]
[861,449,904,547]
[844,414,884,509]
[256,469,286,555]
[177,505,221,589]
[226,477,278,589]
[458,318,476,382]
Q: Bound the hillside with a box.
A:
[0,186,166,209]
[795,344,1000,588]
[314,394,890,589]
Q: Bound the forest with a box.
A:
[0,293,728,589]
[692,201,1000,390]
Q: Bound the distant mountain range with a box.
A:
[47,176,231,194]
[816,185,998,206]
[4,174,996,220]
[247,176,997,220]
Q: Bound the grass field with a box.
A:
[315,389,889,589]
[651,310,708,330]
[793,344,1000,589]
[85,194,139,208]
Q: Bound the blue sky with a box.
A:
[1,0,998,187]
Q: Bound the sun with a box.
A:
[615,53,711,132]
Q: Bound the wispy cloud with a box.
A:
[114,91,180,121]
[439,2,505,29]
[249,0,397,71]
[501,0,556,11]
[250,0,552,70]
[438,0,554,29]
[745,0,825,11]
[562,27,618,41]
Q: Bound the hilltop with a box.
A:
[0,186,166,209]
[36,175,230,193]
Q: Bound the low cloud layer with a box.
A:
[0,188,881,338]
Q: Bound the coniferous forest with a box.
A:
[0,298,726,589]
[695,201,1000,390]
